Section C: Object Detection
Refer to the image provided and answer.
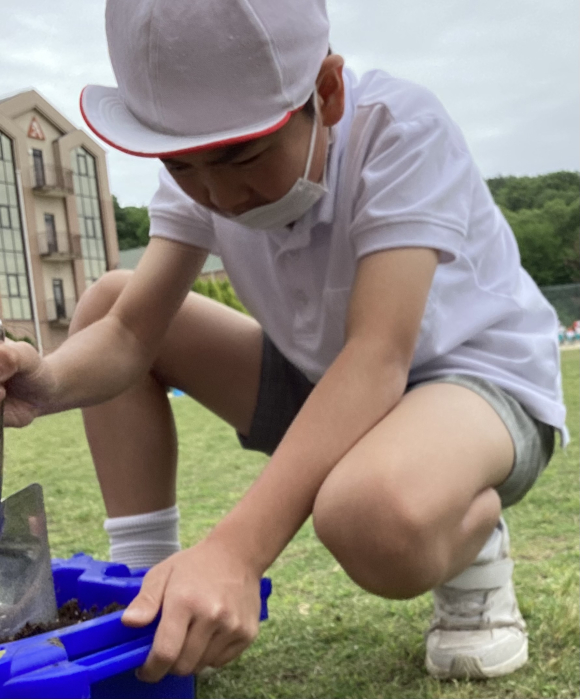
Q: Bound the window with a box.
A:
[32,149,45,187]
[0,204,10,229]
[7,273,20,297]
[0,131,31,320]
[86,217,96,238]
[77,152,88,176]
[71,147,107,288]
[53,278,65,319]
[44,213,57,253]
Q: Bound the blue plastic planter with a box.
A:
[0,554,272,699]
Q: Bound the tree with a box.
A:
[487,172,580,286]
[192,278,248,314]
[113,196,151,250]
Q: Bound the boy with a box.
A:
[0,0,565,684]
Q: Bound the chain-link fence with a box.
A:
[540,283,580,327]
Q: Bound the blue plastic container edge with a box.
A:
[0,554,271,699]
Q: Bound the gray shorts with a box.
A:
[238,335,555,508]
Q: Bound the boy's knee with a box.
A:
[70,270,133,336]
[313,468,445,598]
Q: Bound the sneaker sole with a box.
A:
[425,638,528,679]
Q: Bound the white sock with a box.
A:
[104,504,181,569]
[474,517,506,565]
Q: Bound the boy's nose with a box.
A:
[205,175,252,216]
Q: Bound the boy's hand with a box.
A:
[0,340,56,426]
[122,539,262,681]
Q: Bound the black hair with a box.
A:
[302,93,316,120]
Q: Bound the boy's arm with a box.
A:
[210,246,439,571]
[128,245,438,681]
[0,236,207,420]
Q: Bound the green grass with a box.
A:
[4,350,579,698]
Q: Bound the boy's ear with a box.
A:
[316,54,345,127]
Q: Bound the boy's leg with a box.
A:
[312,381,526,677]
[70,270,263,563]
[426,515,524,679]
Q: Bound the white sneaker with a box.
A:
[425,518,528,679]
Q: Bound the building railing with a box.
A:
[46,296,76,323]
[37,230,82,259]
[32,164,74,194]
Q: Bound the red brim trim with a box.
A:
[80,87,298,158]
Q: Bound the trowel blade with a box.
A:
[0,483,58,637]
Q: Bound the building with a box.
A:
[0,90,118,353]
[118,247,226,280]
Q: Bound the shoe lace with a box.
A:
[430,584,526,633]
[430,588,492,631]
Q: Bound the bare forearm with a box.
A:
[41,314,151,414]
[41,241,208,414]
[209,339,408,574]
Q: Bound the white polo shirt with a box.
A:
[149,68,566,437]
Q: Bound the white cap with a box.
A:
[81,0,330,158]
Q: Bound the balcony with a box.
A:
[46,296,76,327]
[38,230,82,261]
[32,164,74,196]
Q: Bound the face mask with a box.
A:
[227,104,328,230]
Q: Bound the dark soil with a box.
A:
[0,599,126,644]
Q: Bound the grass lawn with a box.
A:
[4,349,579,699]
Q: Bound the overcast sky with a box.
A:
[1,0,578,207]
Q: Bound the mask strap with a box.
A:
[303,95,320,180]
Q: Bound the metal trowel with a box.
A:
[0,321,58,638]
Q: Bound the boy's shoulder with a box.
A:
[345,66,453,129]
[340,66,470,165]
